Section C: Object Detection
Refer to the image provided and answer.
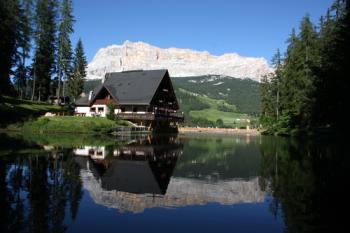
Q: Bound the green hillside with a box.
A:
[175,88,253,127]
[172,75,261,115]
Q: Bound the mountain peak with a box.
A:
[87,41,272,81]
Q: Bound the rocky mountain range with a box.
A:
[86,41,272,82]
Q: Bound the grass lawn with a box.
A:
[0,96,61,127]
[8,116,130,134]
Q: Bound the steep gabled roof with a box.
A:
[104,69,167,105]
[75,69,168,106]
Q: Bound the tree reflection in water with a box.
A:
[0,134,82,233]
[259,137,348,233]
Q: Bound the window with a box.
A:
[98,107,104,112]
[90,107,96,112]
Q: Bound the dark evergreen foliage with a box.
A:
[67,39,87,99]
[32,0,57,101]
[14,0,33,99]
[57,0,75,98]
[0,0,20,96]
[261,0,349,135]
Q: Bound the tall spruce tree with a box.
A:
[57,0,74,99]
[296,15,320,127]
[280,28,299,127]
[280,16,319,129]
[15,0,33,99]
[0,0,20,96]
[270,49,283,121]
[260,74,275,124]
[68,39,87,100]
[32,0,57,101]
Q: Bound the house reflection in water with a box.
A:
[72,136,265,213]
[73,136,181,196]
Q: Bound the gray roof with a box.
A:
[75,69,168,106]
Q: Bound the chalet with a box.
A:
[75,69,183,129]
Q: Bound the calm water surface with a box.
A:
[0,133,347,233]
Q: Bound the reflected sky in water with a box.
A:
[0,133,346,233]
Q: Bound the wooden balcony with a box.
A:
[116,111,184,122]
[117,112,155,121]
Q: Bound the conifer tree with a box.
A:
[280,28,299,125]
[270,49,283,121]
[0,0,20,96]
[68,39,87,100]
[260,74,275,124]
[296,15,320,127]
[15,0,33,99]
[57,0,74,99]
[32,0,57,101]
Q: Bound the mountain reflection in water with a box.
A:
[71,135,265,213]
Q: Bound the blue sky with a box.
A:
[71,0,334,63]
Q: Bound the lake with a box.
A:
[0,133,347,233]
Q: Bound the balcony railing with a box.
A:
[117,112,155,121]
[116,111,184,122]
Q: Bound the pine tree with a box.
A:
[68,39,87,100]
[57,0,75,100]
[32,0,57,101]
[260,73,275,125]
[280,16,319,129]
[312,9,336,127]
[15,0,33,99]
[270,49,283,121]
[0,0,20,96]
[296,15,320,127]
[280,28,300,126]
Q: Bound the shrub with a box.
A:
[106,102,116,120]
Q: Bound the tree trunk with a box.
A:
[31,67,36,101]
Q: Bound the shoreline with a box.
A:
[178,127,260,135]
[1,126,261,136]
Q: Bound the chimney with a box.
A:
[88,91,93,101]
